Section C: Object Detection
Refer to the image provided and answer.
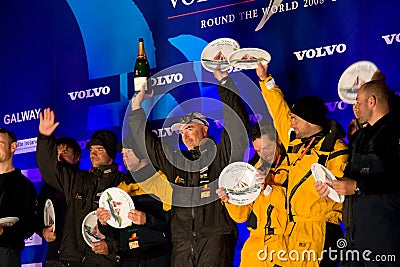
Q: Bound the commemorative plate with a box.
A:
[311,163,344,203]
[82,211,106,248]
[201,38,240,72]
[0,217,19,227]
[218,162,261,206]
[228,48,271,69]
[99,187,135,228]
[44,199,55,232]
[338,61,378,104]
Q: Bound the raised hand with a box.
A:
[256,61,269,81]
[131,84,154,111]
[39,108,59,136]
[213,66,228,82]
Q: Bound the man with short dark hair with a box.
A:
[97,138,172,267]
[256,62,349,266]
[319,80,400,266]
[217,121,289,266]
[36,108,128,266]
[36,136,81,267]
[0,128,37,267]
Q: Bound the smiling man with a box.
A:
[128,69,250,267]
[36,108,128,266]
[170,112,209,150]
[256,62,349,267]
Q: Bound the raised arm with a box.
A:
[256,62,292,148]
[215,69,250,163]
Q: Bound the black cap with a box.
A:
[291,96,328,127]
[86,130,119,159]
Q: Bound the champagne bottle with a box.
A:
[134,38,151,94]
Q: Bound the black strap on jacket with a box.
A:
[288,170,312,222]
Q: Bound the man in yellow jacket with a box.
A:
[217,122,289,266]
[256,62,349,267]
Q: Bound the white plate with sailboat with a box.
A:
[337,61,377,104]
[201,38,240,72]
[228,48,271,69]
[218,162,261,206]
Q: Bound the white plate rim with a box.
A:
[201,37,240,72]
[218,162,261,206]
[228,47,271,70]
[311,163,344,203]
[81,210,105,248]
[44,199,55,232]
[0,217,19,227]
[337,60,378,104]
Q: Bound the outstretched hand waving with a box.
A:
[39,108,59,136]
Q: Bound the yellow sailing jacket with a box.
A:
[118,170,172,211]
[225,184,287,267]
[225,158,289,266]
[259,77,349,266]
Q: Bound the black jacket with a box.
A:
[128,77,250,242]
[35,181,67,261]
[343,112,400,256]
[0,169,37,251]
[36,134,129,266]
[99,169,171,262]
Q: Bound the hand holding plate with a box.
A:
[42,225,56,242]
[256,61,269,81]
[255,169,267,191]
[216,187,229,203]
[92,239,108,255]
[314,181,330,199]
[128,209,146,225]
[96,207,111,226]
[332,178,357,196]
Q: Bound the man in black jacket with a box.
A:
[0,128,37,267]
[128,70,250,267]
[36,108,129,267]
[97,137,172,267]
[36,137,81,267]
[317,80,400,266]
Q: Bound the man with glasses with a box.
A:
[0,128,37,267]
[36,108,128,266]
[128,69,250,267]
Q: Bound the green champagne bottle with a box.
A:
[134,38,151,94]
